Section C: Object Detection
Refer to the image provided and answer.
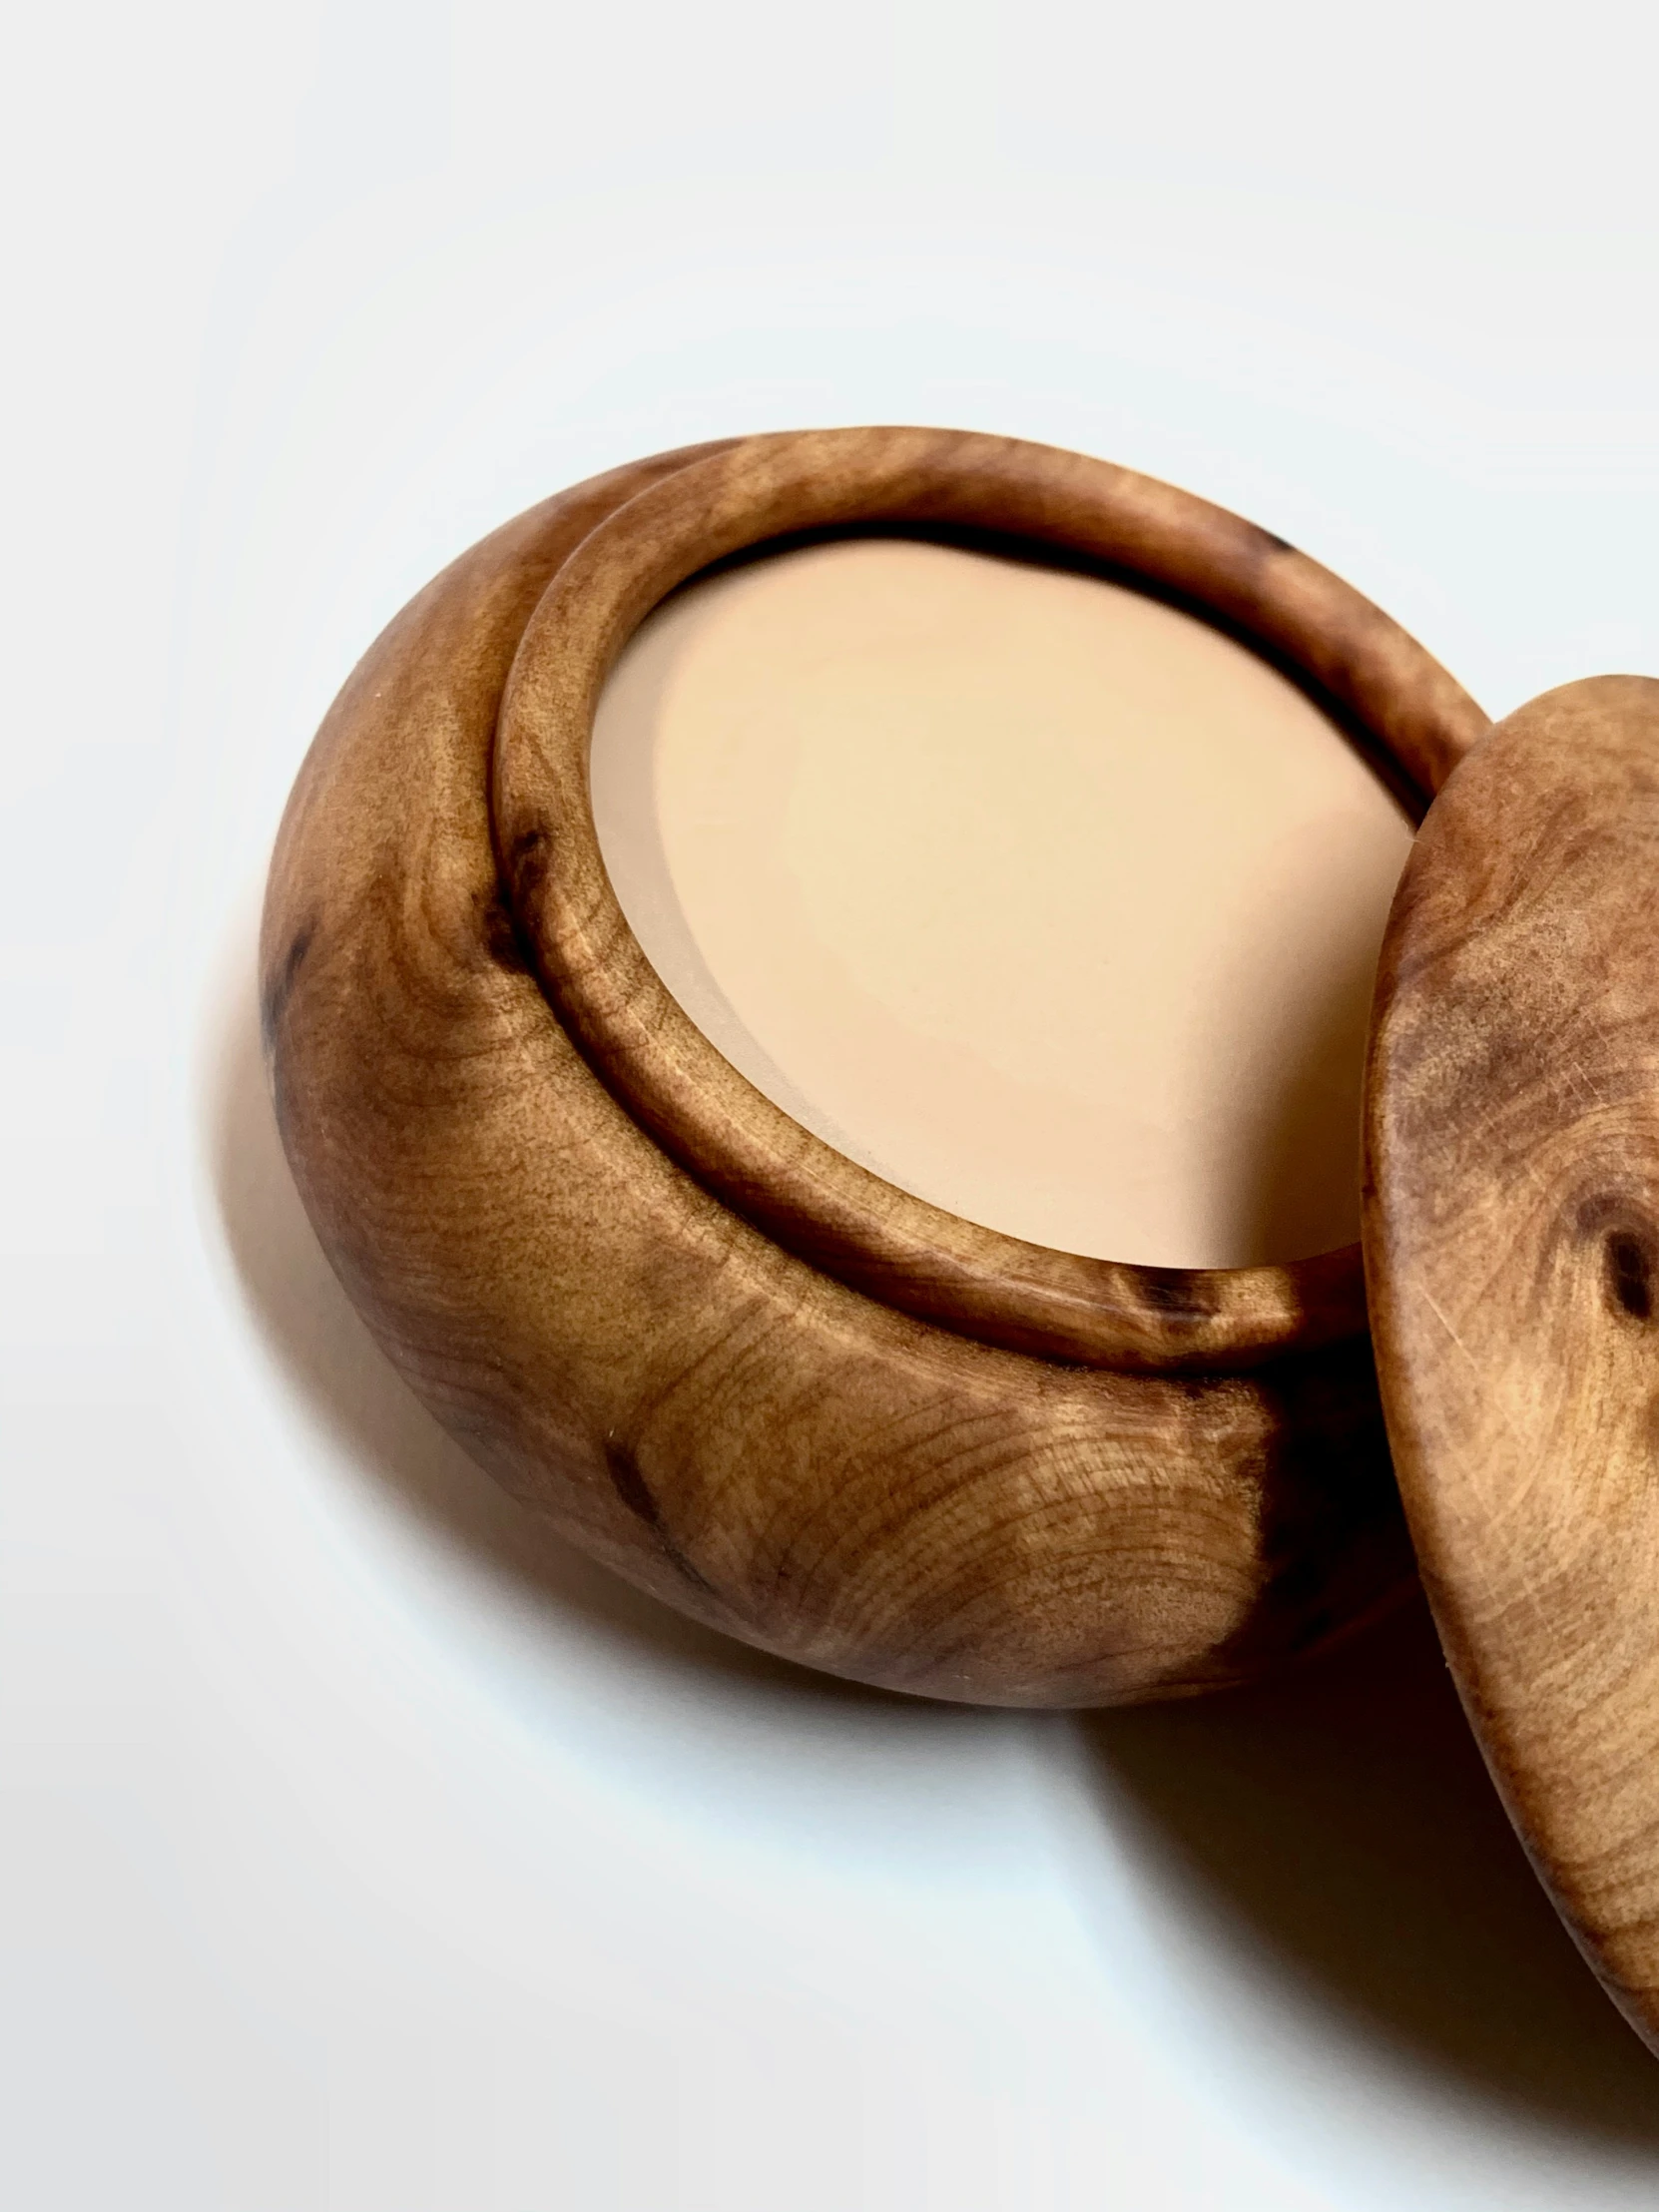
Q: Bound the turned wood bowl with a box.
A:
[262,425,1487,1706]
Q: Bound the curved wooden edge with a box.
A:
[1365,675,1659,2053]
[494,425,1487,1374]
[259,451,1417,1705]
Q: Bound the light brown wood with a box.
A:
[1365,676,1659,2049]
[263,427,1483,1704]
[497,427,1487,1371]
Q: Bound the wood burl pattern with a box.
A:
[1366,676,1659,2049]
[263,427,1484,1705]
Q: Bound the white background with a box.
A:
[7,2,1659,2204]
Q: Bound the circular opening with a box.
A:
[592,532,1413,1271]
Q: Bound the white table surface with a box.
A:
[8,3,1659,2203]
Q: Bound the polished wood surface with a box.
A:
[497,427,1488,1370]
[263,428,1482,1704]
[1365,676,1659,2048]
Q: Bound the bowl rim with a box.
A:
[492,425,1487,1374]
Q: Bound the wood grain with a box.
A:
[497,427,1488,1372]
[263,428,1481,1705]
[1365,676,1659,2047]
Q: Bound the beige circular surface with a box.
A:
[594,535,1413,1270]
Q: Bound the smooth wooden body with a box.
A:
[1365,677,1659,2046]
[263,428,1482,1704]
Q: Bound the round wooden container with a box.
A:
[261,426,1486,1706]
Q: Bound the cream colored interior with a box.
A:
[591,536,1413,1269]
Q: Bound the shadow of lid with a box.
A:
[1081,1597,1659,2143]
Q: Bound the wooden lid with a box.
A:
[1364,675,1659,2053]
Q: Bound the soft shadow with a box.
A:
[212,907,1659,2141]
[1083,1599,1659,2142]
[1240,910,1383,1265]
[208,924,902,1720]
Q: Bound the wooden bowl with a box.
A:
[261,426,1486,1705]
